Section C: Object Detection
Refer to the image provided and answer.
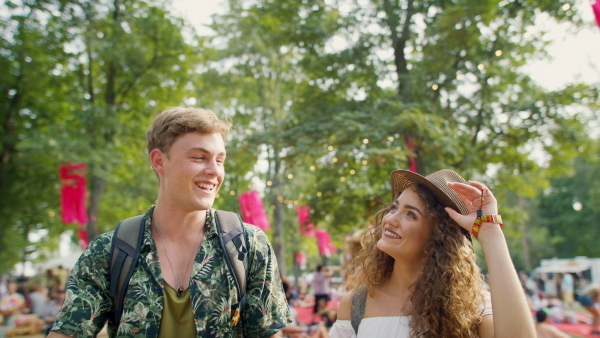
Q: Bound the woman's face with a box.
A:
[377,185,434,262]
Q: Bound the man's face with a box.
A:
[157,132,225,212]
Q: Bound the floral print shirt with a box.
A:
[51,206,291,337]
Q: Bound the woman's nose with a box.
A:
[383,213,399,227]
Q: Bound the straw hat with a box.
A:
[390,169,470,216]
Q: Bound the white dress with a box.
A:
[330,293,493,338]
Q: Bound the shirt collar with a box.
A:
[141,206,218,249]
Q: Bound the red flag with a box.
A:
[593,0,600,28]
[60,163,89,249]
[296,205,316,237]
[239,190,270,231]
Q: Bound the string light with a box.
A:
[327,145,333,151]
[478,64,485,70]
[350,169,355,175]
[230,191,236,196]
[317,192,322,197]
[363,138,369,144]
[48,211,55,217]
[310,165,316,171]
[267,180,273,186]
[288,174,293,179]
[332,158,338,163]
[432,84,439,90]
[495,50,502,56]
[340,177,346,182]
[387,136,394,142]
[362,160,368,165]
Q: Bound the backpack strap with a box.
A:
[213,210,248,327]
[351,285,368,335]
[109,215,145,325]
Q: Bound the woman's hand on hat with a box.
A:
[445,181,498,232]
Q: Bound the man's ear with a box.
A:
[150,148,165,176]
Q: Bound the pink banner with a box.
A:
[239,190,270,231]
[296,205,316,237]
[316,229,337,257]
[294,251,307,270]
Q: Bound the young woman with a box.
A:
[330,169,535,337]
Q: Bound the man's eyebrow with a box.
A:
[187,147,226,156]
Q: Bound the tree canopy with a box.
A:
[0,0,598,274]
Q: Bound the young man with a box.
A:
[49,107,290,337]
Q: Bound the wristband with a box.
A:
[472,189,503,238]
[472,215,503,238]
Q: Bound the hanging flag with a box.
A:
[294,251,307,270]
[296,205,316,237]
[60,163,88,225]
[593,0,600,28]
[407,138,417,173]
[60,163,89,249]
[316,229,337,257]
[239,190,270,231]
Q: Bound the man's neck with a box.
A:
[152,203,208,240]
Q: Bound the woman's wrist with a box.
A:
[475,223,504,244]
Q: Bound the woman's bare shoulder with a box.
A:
[337,288,360,320]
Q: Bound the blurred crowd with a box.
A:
[519,270,600,335]
[0,265,69,336]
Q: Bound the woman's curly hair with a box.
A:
[345,184,485,337]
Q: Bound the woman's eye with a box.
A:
[407,211,416,219]
[390,205,398,212]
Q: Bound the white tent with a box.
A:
[35,250,84,271]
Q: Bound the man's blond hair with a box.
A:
[146,107,232,155]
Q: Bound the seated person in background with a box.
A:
[546,298,567,323]
[532,291,549,311]
[282,274,329,338]
[578,284,600,335]
[27,283,48,318]
[0,281,44,333]
[535,309,569,338]
[43,290,66,335]
[314,298,336,328]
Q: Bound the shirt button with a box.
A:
[148,328,155,334]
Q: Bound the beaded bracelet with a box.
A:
[472,189,504,238]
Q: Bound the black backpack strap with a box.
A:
[351,285,368,335]
[109,215,145,325]
[213,210,248,327]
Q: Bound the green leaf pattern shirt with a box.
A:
[51,206,291,337]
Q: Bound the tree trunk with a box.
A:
[86,174,106,241]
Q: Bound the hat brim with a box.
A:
[390,169,470,216]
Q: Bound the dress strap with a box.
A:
[351,285,368,335]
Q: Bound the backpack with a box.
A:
[108,210,249,328]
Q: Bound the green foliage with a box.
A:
[1,0,598,275]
